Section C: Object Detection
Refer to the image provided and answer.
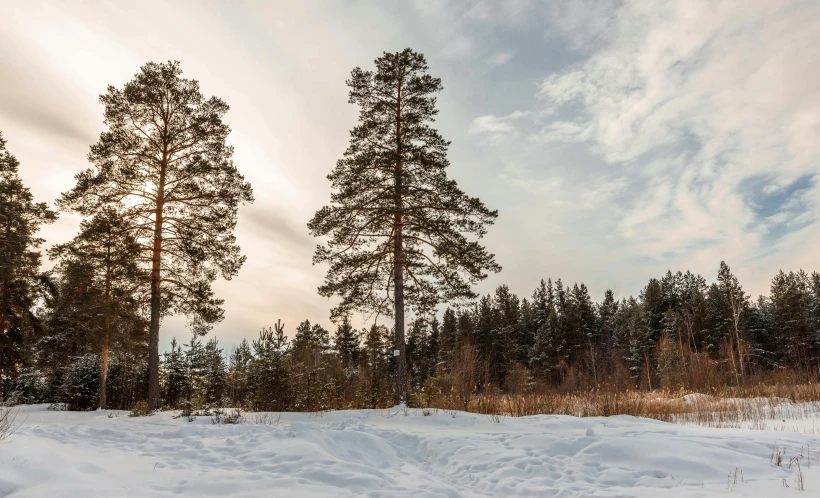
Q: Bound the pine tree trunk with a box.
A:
[99,265,112,409]
[0,279,8,373]
[393,76,407,405]
[394,233,407,404]
[1,213,9,341]
[147,179,165,410]
[0,279,8,336]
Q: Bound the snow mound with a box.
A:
[1,404,818,496]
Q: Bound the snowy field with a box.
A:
[2,404,820,497]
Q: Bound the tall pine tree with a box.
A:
[59,61,254,409]
[308,49,500,403]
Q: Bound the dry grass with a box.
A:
[0,406,18,442]
[419,380,820,431]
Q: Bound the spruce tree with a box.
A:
[0,131,58,377]
[717,261,749,380]
[427,316,440,378]
[162,338,186,408]
[202,338,226,404]
[333,317,359,367]
[679,271,707,356]
[597,289,618,362]
[407,319,430,387]
[439,308,458,366]
[769,270,813,369]
[308,49,500,403]
[59,61,254,409]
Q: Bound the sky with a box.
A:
[1,0,818,350]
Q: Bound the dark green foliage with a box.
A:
[359,324,394,408]
[162,338,186,408]
[183,333,206,404]
[407,319,430,387]
[62,355,101,411]
[333,317,359,368]
[227,339,253,407]
[202,338,227,404]
[768,270,819,369]
[438,308,458,366]
[249,321,290,411]
[0,131,58,378]
[292,320,330,356]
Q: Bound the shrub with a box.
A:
[129,400,152,417]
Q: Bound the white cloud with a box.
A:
[469,115,514,135]
[468,110,529,139]
[484,0,820,279]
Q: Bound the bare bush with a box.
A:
[250,412,282,426]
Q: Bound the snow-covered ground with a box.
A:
[2,404,820,497]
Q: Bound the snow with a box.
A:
[2,404,820,497]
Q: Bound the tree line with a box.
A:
[2,49,818,413]
[4,260,819,411]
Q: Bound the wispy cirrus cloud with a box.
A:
[470,0,820,287]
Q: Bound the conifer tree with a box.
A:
[49,207,143,408]
[183,333,205,405]
[717,261,749,381]
[595,289,620,373]
[333,317,359,367]
[427,315,440,378]
[202,338,226,404]
[250,321,290,411]
[227,339,253,406]
[360,324,393,408]
[679,271,707,356]
[162,338,186,408]
[571,283,598,380]
[291,320,331,410]
[407,319,430,387]
[59,61,254,409]
[0,131,58,377]
[309,49,500,403]
[438,308,458,366]
[293,320,331,355]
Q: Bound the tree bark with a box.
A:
[394,224,407,404]
[99,257,111,410]
[0,279,8,336]
[147,158,166,410]
[147,219,162,410]
[0,279,8,373]
[393,75,407,405]
[100,314,110,409]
